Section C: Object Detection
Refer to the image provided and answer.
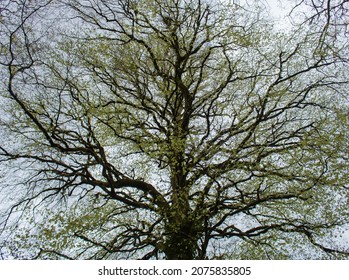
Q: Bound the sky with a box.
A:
[267,0,295,28]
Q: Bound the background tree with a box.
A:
[1,0,349,259]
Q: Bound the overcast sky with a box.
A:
[266,0,294,27]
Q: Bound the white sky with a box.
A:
[266,0,294,28]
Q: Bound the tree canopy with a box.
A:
[0,0,349,259]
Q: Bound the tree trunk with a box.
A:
[163,228,198,259]
[162,168,200,259]
[163,206,201,260]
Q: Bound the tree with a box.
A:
[0,0,349,259]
